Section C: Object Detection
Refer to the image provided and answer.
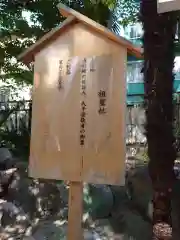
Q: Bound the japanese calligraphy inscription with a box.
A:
[30,49,126,185]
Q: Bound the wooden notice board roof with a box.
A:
[18,4,142,64]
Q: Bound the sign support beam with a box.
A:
[67,181,83,240]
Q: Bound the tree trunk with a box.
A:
[140,0,177,238]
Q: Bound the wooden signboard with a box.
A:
[30,29,126,186]
[157,0,180,13]
[18,4,141,239]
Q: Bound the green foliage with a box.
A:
[0,101,23,126]
[0,101,31,160]
[141,148,149,163]
[0,117,30,160]
[0,0,139,85]
[0,0,64,85]
[102,0,139,27]
[116,0,139,27]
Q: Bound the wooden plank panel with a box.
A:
[157,0,180,13]
[58,3,142,59]
[18,16,77,64]
[29,27,82,181]
[29,23,126,185]
[73,24,126,185]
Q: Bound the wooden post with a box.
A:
[67,181,83,240]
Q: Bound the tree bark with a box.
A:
[140,0,177,238]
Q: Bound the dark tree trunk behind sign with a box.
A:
[140,0,177,238]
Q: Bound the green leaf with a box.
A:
[0,0,138,86]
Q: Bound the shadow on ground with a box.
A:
[1,149,180,239]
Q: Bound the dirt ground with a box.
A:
[1,154,180,239]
